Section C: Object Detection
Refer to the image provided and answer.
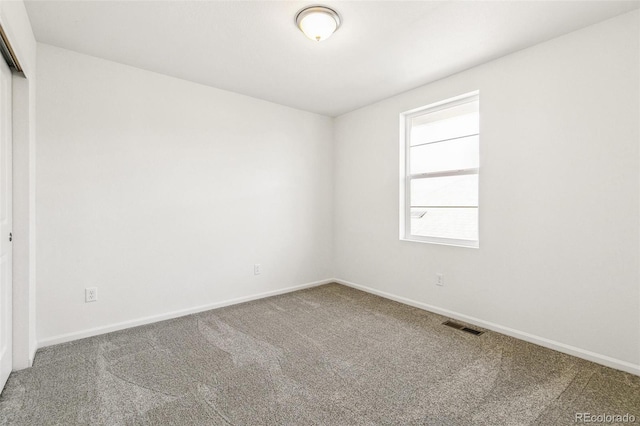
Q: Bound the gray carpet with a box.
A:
[1,283,639,425]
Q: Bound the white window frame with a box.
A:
[399,91,480,248]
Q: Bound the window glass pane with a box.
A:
[411,207,478,241]
[410,101,478,146]
[410,135,478,175]
[411,175,478,207]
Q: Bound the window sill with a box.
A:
[400,236,479,249]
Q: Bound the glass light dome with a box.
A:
[296,6,341,42]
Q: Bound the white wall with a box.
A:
[0,0,37,370]
[36,44,333,344]
[334,11,640,373]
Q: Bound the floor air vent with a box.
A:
[442,320,484,336]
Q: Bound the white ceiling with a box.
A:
[25,0,639,117]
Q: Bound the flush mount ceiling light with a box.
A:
[295,6,341,42]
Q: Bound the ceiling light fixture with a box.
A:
[295,6,341,42]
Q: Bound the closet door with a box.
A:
[0,55,12,392]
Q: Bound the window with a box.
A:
[400,92,479,247]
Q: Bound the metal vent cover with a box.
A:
[442,320,484,336]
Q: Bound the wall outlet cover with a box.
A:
[85,287,98,302]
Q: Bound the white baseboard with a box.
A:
[38,279,334,348]
[36,277,640,377]
[335,278,640,377]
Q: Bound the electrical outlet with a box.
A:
[254,264,261,275]
[436,273,444,286]
[85,287,98,302]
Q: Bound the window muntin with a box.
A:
[401,93,479,247]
